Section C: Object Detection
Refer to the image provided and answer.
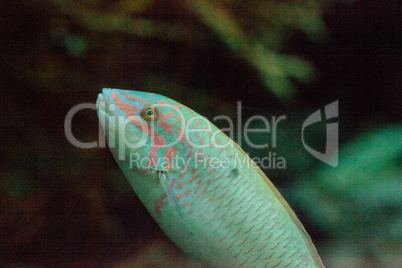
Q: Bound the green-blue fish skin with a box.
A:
[97,88,325,267]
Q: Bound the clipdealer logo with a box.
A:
[64,99,339,167]
[302,101,338,167]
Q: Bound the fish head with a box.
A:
[96,88,192,174]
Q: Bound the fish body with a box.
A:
[96,88,324,267]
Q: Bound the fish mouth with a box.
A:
[96,90,107,112]
[96,89,116,119]
[96,89,116,144]
[96,92,108,132]
[101,88,113,100]
[96,89,151,175]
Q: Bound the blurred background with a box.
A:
[1,0,401,267]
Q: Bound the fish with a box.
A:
[96,88,325,267]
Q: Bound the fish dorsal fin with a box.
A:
[232,142,325,268]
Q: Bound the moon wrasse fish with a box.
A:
[96,88,325,267]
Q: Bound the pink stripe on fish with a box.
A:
[122,91,147,103]
[199,137,205,145]
[177,127,186,143]
[169,178,176,189]
[112,91,140,118]
[112,91,166,168]
[157,100,167,106]
[164,146,177,171]
[177,182,185,189]
[157,112,173,134]
[147,132,165,167]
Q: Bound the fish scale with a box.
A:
[97,88,325,267]
[190,151,310,267]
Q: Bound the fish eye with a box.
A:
[141,104,159,121]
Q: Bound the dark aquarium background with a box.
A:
[1,1,400,267]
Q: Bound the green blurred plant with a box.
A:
[186,0,325,99]
[290,125,402,266]
[49,0,327,100]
